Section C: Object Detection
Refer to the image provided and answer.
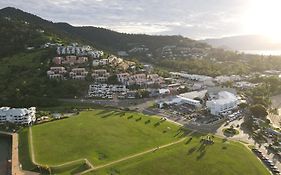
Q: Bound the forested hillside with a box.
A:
[2,7,281,107]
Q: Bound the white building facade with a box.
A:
[206,91,238,116]
[0,107,36,125]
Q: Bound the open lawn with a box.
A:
[19,109,270,175]
[87,134,270,175]
[30,110,183,167]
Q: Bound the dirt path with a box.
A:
[28,127,36,165]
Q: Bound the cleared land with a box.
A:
[87,134,270,175]
[19,109,270,175]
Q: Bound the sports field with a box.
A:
[87,134,270,175]
[29,110,183,169]
[19,109,270,175]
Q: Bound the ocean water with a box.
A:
[239,50,281,56]
[0,135,11,175]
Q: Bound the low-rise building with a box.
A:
[88,84,128,98]
[117,73,163,86]
[214,75,242,84]
[234,81,258,89]
[88,50,104,58]
[47,67,67,80]
[157,90,207,108]
[92,59,109,67]
[147,74,165,85]
[170,72,213,82]
[91,69,110,82]
[63,55,77,65]
[117,73,130,84]
[69,68,88,80]
[52,57,64,65]
[108,55,124,66]
[0,107,36,125]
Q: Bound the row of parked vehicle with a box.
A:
[252,148,280,174]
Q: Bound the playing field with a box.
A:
[31,110,183,166]
[87,134,270,175]
[19,109,270,175]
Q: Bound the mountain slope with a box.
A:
[0,7,208,55]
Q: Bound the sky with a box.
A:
[1,0,281,40]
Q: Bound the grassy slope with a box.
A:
[18,128,37,171]
[31,110,182,166]
[89,135,270,175]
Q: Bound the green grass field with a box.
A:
[19,109,270,175]
[87,134,270,175]
[31,110,182,166]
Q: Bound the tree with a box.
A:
[250,104,268,119]
[239,102,248,109]
[107,75,119,84]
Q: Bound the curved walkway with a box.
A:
[28,127,94,172]
[28,127,195,175]
[80,131,196,174]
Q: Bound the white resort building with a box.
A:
[206,91,238,116]
[0,107,36,125]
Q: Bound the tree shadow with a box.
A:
[196,150,206,160]
[154,122,160,127]
[145,119,151,124]
[185,138,193,144]
[127,115,133,120]
[96,110,112,116]
[187,147,197,155]
[101,112,115,118]
[197,143,206,152]
[222,146,227,150]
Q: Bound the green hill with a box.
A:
[0,7,209,55]
[2,7,281,107]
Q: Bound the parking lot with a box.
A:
[252,148,280,175]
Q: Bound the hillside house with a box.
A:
[91,69,110,82]
[47,67,67,80]
[69,68,88,80]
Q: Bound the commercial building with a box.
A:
[206,91,238,116]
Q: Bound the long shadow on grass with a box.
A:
[185,138,193,144]
[96,110,109,115]
[100,111,116,118]
[112,111,125,116]
[196,150,206,160]
[173,128,188,138]
[188,147,197,155]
